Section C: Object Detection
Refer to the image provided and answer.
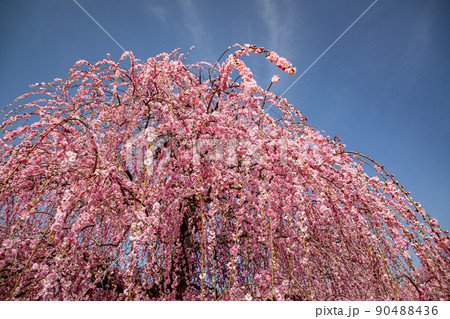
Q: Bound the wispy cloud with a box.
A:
[259,0,280,49]
[258,0,293,54]
[146,4,168,25]
[178,0,213,61]
[255,0,296,92]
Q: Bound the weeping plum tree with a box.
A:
[0,44,449,301]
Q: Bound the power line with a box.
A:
[279,0,378,98]
[73,0,126,52]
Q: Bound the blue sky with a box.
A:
[1,0,449,231]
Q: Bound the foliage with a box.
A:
[0,44,448,300]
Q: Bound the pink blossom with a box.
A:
[2,239,12,249]
[403,250,411,259]
[266,209,276,219]
[430,218,438,227]
[271,75,280,83]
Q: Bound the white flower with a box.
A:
[152,202,161,213]
[66,151,77,163]
[144,127,157,143]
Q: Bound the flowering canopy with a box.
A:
[0,44,448,300]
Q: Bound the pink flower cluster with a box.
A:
[266,51,296,75]
[232,44,296,76]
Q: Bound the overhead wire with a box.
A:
[73,0,126,52]
[279,0,379,99]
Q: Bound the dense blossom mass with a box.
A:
[0,44,448,300]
